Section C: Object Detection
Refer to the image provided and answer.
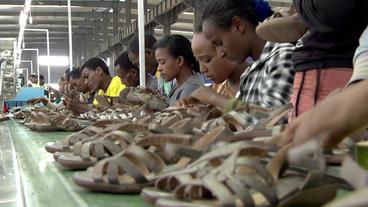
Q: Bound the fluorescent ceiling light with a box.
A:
[106,57,111,67]
[183,12,194,15]
[39,56,69,66]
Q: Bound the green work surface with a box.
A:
[8,120,150,207]
[6,119,354,207]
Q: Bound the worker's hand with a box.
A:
[175,97,201,107]
[176,87,227,108]
[64,97,92,114]
[63,83,79,99]
[28,97,48,105]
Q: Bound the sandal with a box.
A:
[24,111,83,132]
[56,131,193,170]
[54,123,151,168]
[44,120,122,153]
[119,87,168,110]
[55,130,136,169]
[24,112,60,132]
[155,140,337,207]
[73,126,232,193]
[73,145,167,193]
[0,113,10,122]
[49,114,83,131]
[141,141,269,205]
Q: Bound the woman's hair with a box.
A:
[115,51,138,72]
[70,68,81,80]
[202,0,272,28]
[194,22,203,33]
[154,34,200,72]
[64,68,72,81]
[128,34,157,54]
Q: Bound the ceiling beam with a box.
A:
[0,1,156,9]
[0,20,112,27]
[0,11,123,19]
[0,27,91,34]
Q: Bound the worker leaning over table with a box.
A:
[64,57,125,114]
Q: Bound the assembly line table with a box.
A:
[0,119,352,207]
[1,120,149,207]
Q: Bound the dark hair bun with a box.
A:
[253,0,273,22]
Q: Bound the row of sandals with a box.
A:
[14,87,367,207]
[43,105,340,207]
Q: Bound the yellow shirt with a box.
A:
[93,76,126,105]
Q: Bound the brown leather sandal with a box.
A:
[141,141,269,205]
[44,120,124,153]
[73,126,232,193]
[54,123,151,169]
[155,141,337,207]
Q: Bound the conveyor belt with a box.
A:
[6,120,149,207]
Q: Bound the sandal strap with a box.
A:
[94,142,106,159]
[94,155,148,184]
[241,174,279,206]
[177,126,232,167]
[225,175,255,207]
[168,118,199,134]
[155,173,193,191]
[63,128,95,145]
[212,154,274,186]
[102,131,134,150]
[253,103,292,130]
[73,136,99,155]
[227,128,273,142]
[76,131,134,160]
[202,176,236,206]
[266,144,291,181]
[111,155,148,184]
[148,123,173,134]
[288,140,326,190]
[103,140,125,155]
[175,176,236,206]
[109,123,149,134]
[93,146,165,184]
[136,134,193,148]
[188,141,267,169]
[125,145,166,173]
[81,142,94,161]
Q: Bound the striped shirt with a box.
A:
[237,42,295,109]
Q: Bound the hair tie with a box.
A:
[254,0,273,22]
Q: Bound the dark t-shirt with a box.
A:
[292,0,368,71]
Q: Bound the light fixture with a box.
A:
[39,56,69,66]
[183,12,194,15]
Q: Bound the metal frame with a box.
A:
[17,67,29,86]
[20,60,33,74]
[21,48,39,83]
[24,29,50,87]
[138,0,146,87]
[68,0,73,71]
